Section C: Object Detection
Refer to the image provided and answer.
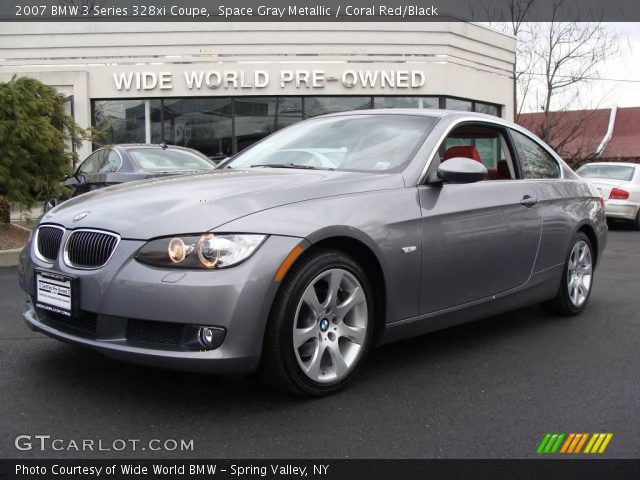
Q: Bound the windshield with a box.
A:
[227,114,437,172]
[577,164,636,182]
[128,148,215,172]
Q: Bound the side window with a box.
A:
[77,150,104,175]
[437,123,516,181]
[510,130,561,179]
[98,149,121,173]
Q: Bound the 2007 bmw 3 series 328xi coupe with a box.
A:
[18,110,607,396]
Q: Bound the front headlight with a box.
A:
[135,233,267,269]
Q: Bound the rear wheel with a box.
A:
[542,232,594,316]
[631,209,640,231]
[260,249,374,397]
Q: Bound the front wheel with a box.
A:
[542,232,594,316]
[260,249,374,397]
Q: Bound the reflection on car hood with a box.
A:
[42,169,403,239]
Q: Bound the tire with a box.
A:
[260,248,375,397]
[542,232,595,316]
[631,209,640,231]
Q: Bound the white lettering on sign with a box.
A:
[113,69,426,91]
[158,72,172,90]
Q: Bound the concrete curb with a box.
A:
[0,248,22,268]
[11,223,32,233]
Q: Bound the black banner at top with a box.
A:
[1,0,639,22]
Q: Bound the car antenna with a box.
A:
[160,141,168,149]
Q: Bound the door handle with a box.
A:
[520,195,539,208]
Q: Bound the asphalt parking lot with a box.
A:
[1,228,639,459]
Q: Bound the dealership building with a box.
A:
[0,23,515,160]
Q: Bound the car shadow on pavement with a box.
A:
[27,303,562,407]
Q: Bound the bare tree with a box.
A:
[488,0,621,166]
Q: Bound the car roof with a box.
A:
[578,162,639,168]
[321,108,492,119]
[319,108,519,127]
[110,144,193,150]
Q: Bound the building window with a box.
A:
[446,98,473,112]
[92,95,502,156]
[475,102,499,116]
[162,98,233,158]
[93,99,146,144]
[149,99,163,144]
[234,97,302,152]
[373,97,439,109]
[304,96,372,118]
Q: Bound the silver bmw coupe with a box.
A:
[18,110,607,396]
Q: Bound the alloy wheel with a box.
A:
[293,268,368,383]
[567,240,593,307]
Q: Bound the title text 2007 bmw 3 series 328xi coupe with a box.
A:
[18,110,607,396]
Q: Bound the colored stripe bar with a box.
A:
[574,433,589,453]
[585,433,613,454]
[598,434,613,453]
[560,434,575,454]
[537,434,552,454]
[544,434,559,453]
[543,432,613,454]
[567,434,583,454]
[583,434,598,453]
[550,434,565,453]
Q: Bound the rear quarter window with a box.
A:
[510,130,561,179]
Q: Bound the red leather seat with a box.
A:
[497,160,511,179]
[486,168,500,180]
[443,145,492,180]
[442,145,483,163]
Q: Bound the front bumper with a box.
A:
[19,234,305,374]
[604,200,639,221]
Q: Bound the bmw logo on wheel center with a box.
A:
[319,318,330,332]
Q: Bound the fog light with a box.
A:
[198,327,216,348]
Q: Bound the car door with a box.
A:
[508,129,571,271]
[418,122,543,314]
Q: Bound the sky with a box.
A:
[521,22,640,112]
[591,23,640,109]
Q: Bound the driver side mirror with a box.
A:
[436,157,487,184]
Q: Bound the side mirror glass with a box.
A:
[437,157,487,184]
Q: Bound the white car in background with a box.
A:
[577,162,640,230]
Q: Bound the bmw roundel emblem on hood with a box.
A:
[73,211,90,222]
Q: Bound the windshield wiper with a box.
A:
[250,163,320,170]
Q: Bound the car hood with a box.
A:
[43,168,404,239]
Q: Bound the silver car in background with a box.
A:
[18,110,607,396]
[576,162,640,230]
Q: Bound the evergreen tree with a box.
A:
[0,76,92,223]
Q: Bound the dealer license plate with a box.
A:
[35,270,75,317]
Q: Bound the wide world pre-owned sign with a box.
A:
[112,69,427,91]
